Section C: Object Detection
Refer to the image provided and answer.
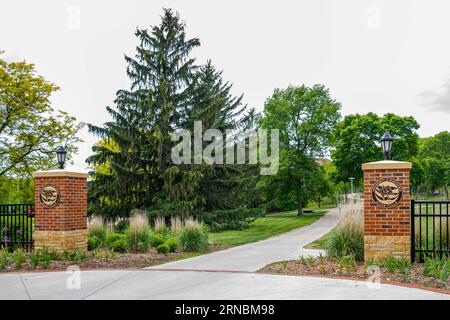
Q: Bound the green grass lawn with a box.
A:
[209,205,335,247]
[303,228,334,250]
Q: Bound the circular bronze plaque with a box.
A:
[39,185,60,208]
[371,178,403,208]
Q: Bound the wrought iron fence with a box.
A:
[411,200,450,262]
[0,204,35,251]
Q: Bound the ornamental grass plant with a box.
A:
[327,197,364,261]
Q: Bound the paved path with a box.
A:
[146,208,339,272]
[1,208,449,300]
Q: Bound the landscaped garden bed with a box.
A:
[0,211,226,272]
[262,199,450,293]
[0,245,225,273]
[259,255,450,293]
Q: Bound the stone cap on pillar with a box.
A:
[32,170,89,179]
[362,160,412,171]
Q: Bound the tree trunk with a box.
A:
[297,192,303,216]
[318,195,321,208]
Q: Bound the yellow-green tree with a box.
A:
[0,55,82,177]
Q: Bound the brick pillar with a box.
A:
[362,160,412,261]
[32,171,89,253]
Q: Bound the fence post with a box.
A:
[362,160,412,261]
[32,170,89,253]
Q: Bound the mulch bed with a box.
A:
[0,245,225,273]
[259,258,450,293]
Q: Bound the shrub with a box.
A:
[149,233,166,248]
[88,235,102,251]
[70,249,87,262]
[327,200,364,261]
[165,237,178,253]
[156,243,170,254]
[381,256,411,274]
[0,248,10,270]
[423,257,450,284]
[336,255,356,270]
[88,216,107,241]
[12,248,26,268]
[178,225,209,252]
[106,233,127,252]
[59,250,70,261]
[29,250,40,268]
[114,219,129,234]
[38,248,52,268]
[126,212,151,253]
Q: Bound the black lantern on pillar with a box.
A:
[380,132,394,160]
[56,146,67,169]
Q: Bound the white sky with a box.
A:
[1,0,449,172]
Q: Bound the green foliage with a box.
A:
[12,248,26,267]
[105,233,127,253]
[0,177,34,203]
[149,233,166,248]
[331,113,420,184]
[86,9,257,222]
[380,256,411,274]
[114,219,129,234]
[259,84,341,215]
[88,235,102,251]
[327,228,364,261]
[197,208,265,232]
[335,255,357,270]
[38,248,52,269]
[126,229,151,253]
[29,250,40,268]
[414,131,449,197]
[210,209,329,246]
[299,255,315,267]
[165,237,179,253]
[0,248,10,270]
[179,225,209,252]
[87,219,107,241]
[70,249,86,262]
[0,55,82,178]
[156,243,170,255]
[423,257,450,284]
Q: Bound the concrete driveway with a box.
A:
[1,208,449,300]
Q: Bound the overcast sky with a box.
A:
[1,0,449,171]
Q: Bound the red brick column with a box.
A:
[362,161,412,261]
[32,171,89,253]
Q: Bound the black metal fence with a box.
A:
[0,204,35,251]
[411,200,450,262]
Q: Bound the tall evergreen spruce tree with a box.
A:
[87,9,199,219]
[87,9,258,219]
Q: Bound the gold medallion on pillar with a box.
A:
[39,184,61,208]
[371,178,403,208]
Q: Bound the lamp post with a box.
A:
[349,177,355,194]
[380,132,394,160]
[56,146,67,169]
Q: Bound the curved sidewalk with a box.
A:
[146,208,339,272]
